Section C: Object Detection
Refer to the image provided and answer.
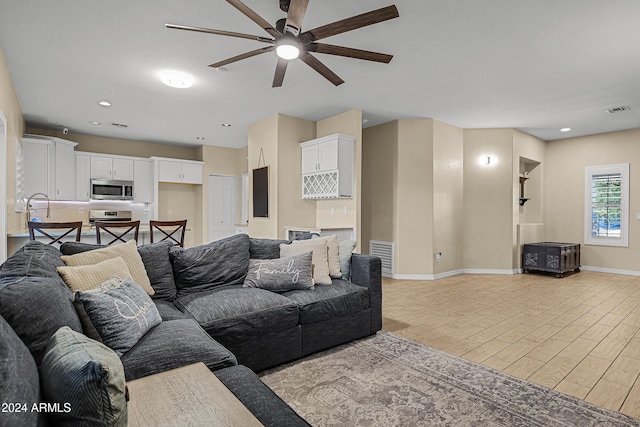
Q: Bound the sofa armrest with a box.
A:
[350,254,382,333]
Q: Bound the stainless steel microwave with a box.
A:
[91,179,134,200]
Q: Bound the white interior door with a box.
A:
[0,111,7,262]
[208,175,239,242]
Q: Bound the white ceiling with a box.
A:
[1,0,639,149]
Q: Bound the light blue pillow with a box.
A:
[39,326,128,426]
[77,278,161,356]
[339,240,357,280]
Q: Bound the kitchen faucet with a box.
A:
[26,192,51,226]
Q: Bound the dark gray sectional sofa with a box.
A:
[0,233,382,426]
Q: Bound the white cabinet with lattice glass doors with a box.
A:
[299,133,354,199]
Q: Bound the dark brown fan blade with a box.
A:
[284,0,309,36]
[310,43,393,63]
[301,5,399,42]
[226,0,281,38]
[165,24,274,44]
[299,52,344,86]
[208,46,273,68]
[272,57,289,87]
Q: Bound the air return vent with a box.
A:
[369,240,394,276]
[606,106,631,114]
[111,123,129,128]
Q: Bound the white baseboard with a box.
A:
[581,265,640,277]
[385,268,517,281]
[384,265,640,281]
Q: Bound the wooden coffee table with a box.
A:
[126,362,264,427]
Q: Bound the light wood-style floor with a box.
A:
[382,271,640,419]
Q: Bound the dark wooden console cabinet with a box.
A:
[522,242,581,277]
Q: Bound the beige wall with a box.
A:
[463,129,515,270]
[546,129,640,272]
[361,118,463,277]
[276,114,317,239]
[247,114,279,238]
[395,119,434,275]
[316,109,363,249]
[1,47,26,250]
[433,120,464,275]
[27,128,197,160]
[513,130,546,266]
[362,121,398,248]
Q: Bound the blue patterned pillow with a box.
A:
[40,326,128,426]
[76,278,162,356]
[243,252,314,292]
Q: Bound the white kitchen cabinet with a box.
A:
[75,154,91,201]
[299,133,354,199]
[23,135,78,200]
[155,158,203,184]
[133,159,152,203]
[90,155,134,181]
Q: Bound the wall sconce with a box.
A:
[479,155,497,167]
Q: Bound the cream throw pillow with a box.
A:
[294,235,341,278]
[280,240,331,285]
[58,257,132,293]
[61,240,154,295]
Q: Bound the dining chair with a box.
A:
[149,219,187,247]
[95,220,140,245]
[28,221,83,245]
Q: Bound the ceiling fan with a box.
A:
[166,0,399,87]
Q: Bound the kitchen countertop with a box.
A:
[7,224,151,238]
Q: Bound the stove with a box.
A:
[89,210,132,225]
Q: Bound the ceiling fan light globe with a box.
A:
[276,44,300,60]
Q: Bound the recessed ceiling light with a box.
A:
[160,71,193,88]
[560,128,571,132]
[89,121,102,125]
[98,100,112,107]
[221,123,231,127]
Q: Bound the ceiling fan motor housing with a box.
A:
[279,0,290,12]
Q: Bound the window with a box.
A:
[585,163,629,247]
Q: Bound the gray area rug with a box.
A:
[260,331,640,426]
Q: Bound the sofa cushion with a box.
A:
[243,252,314,292]
[216,365,311,427]
[280,239,331,285]
[40,326,128,427]
[153,299,188,321]
[137,240,177,300]
[0,241,65,287]
[170,234,250,297]
[60,241,105,255]
[57,256,132,292]
[120,319,237,381]
[0,276,82,365]
[249,237,289,260]
[61,240,154,295]
[281,279,370,324]
[0,314,45,427]
[77,278,162,357]
[175,287,299,341]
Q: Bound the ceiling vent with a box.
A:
[111,123,128,128]
[606,106,631,114]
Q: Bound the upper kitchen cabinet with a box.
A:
[299,133,355,199]
[152,157,203,185]
[23,135,78,200]
[90,155,134,181]
[133,159,152,203]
